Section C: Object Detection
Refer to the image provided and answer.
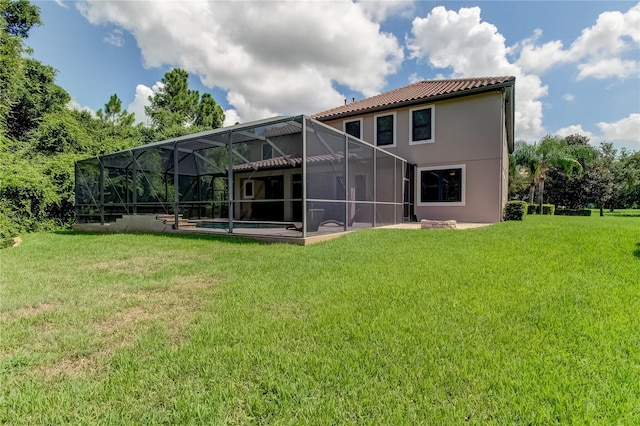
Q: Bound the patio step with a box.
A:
[156,214,198,229]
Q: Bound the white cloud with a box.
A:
[356,0,415,22]
[516,38,569,75]
[513,3,640,80]
[555,114,640,148]
[104,28,124,47]
[596,113,640,146]
[54,0,68,8]
[576,57,640,80]
[563,94,575,102]
[407,6,547,140]
[569,3,640,80]
[408,72,423,84]
[222,109,241,127]
[555,124,594,140]
[67,99,95,115]
[126,83,156,124]
[77,0,404,122]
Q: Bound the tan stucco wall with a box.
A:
[321,91,507,223]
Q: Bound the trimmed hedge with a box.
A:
[555,208,592,216]
[504,201,527,221]
[527,203,555,215]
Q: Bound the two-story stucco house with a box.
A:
[313,76,515,223]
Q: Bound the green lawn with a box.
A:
[1,216,639,424]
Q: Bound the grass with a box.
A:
[1,215,639,424]
[592,208,640,217]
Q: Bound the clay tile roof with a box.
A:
[232,153,346,172]
[313,76,515,120]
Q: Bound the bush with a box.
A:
[504,201,527,221]
[0,205,19,249]
[527,203,555,215]
[555,209,592,216]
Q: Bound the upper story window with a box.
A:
[343,118,362,139]
[374,112,396,147]
[410,106,435,145]
[261,143,273,160]
[417,164,465,206]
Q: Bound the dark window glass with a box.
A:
[376,115,394,146]
[262,143,273,160]
[245,181,254,198]
[420,168,462,202]
[412,108,432,142]
[345,120,361,138]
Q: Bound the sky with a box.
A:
[27,0,640,152]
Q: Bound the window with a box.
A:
[417,165,465,206]
[410,106,434,144]
[243,180,254,199]
[262,143,273,160]
[374,112,396,147]
[344,118,362,139]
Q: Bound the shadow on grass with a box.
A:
[635,243,640,259]
[51,229,270,246]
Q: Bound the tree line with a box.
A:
[0,0,225,246]
[510,134,640,213]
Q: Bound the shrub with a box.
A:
[0,205,18,249]
[555,209,592,216]
[527,203,555,215]
[504,201,527,221]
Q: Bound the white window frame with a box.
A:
[409,105,435,145]
[374,112,397,148]
[416,164,466,207]
[243,180,254,199]
[343,117,363,140]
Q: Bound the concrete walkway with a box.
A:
[383,222,494,230]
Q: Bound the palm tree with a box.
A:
[513,136,592,213]
[512,140,540,204]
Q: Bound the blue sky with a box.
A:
[28,1,640,151]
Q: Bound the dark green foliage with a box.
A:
[504,200,527,220]
[145,68,224,138]
[0,0,40,38]
[511,136,638,211]
[6,58,70,140]
[527,203,555,215]
[555,209,592,216]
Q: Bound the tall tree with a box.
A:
[512,140,540,204]
[195,92,224,129]
[0,0,41,133]
[145,68,224,138]
[97,94,134,128]
[6,58,70,140]
[0,0,40,37]
[535,135,592,213]
[95,94,141,153]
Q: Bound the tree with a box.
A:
[512,140,540,204]
[0,0,41,133]
[0,0,40,37]
[5,58,70,141]
[614,150,640,208]
[97,93,135,128]
[145,68,224,138]
[512,135,593,213]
